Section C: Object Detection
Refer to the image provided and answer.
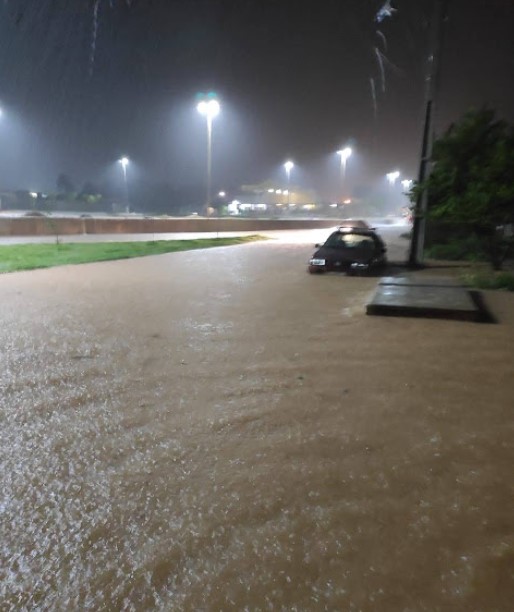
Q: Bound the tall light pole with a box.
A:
[118,156,130,212]
[284,160,294,207]
[197,97,221,216]
[337,147,352,184]
[408,0,450,267]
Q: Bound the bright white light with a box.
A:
[329,203,338,208]
[227,201,239,214]
[337,147,352,161]
[401,179,413,190]
[283,189,289,195]
[343,199,352,204]
[218,191,226,197]
[231,199,240,206]
[197,99,220,119]
[276,189,282,194]
[267,188,275,193]
[29,192,38,198]
[119,157,129,168]
[386,171,400,185]
[284,160,294,173]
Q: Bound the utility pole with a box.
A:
[408,0,449,267]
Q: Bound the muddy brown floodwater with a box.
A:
[1,234,514,610]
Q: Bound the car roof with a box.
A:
[334,226,378,234]
[338,219,369,228]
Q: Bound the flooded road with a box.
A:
[1,231,513,610]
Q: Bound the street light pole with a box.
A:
[408,0,449,267]
[284,160,294,207]
[206,113,213,214]
[197,98,220,216]
[337,147,352,188]
[118,157,130,212]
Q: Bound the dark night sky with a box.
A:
[0,0,513,198]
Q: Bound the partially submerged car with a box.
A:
[308,226,387,275]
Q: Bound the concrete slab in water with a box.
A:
[378,275,465,288]
[367,275,481,321]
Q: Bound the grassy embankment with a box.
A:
[0,236,265,273]
[399,231,514,291]
[424,240,514,291]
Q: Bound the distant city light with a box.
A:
[218,191,226,197]
[343,199,352,204]
[267,188,275,193]
[227,200,239,214]
[118,156,129,168]
[276,189,282,194]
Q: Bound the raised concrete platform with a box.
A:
[366,275,482,322]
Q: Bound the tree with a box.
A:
[56,173,75,195]
[411,108,514,269]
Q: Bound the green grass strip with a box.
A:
[461,270,514,292]
[0,235,266,274]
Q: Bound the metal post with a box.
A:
[206,116,212,217]
[122,165,129,213]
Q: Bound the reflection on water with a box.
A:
[1,238,513,610]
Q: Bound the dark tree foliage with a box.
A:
[56,173,75,194]
[412,108,514,269]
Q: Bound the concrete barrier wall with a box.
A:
[0,216,343,237]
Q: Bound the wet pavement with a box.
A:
[1,230,513,610]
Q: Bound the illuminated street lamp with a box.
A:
[197,96,221,215]
[386,170,400,187]
[118,156,130,211]
[401,179,413,190]
[337,147,352,182]
[284,160,294,206]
